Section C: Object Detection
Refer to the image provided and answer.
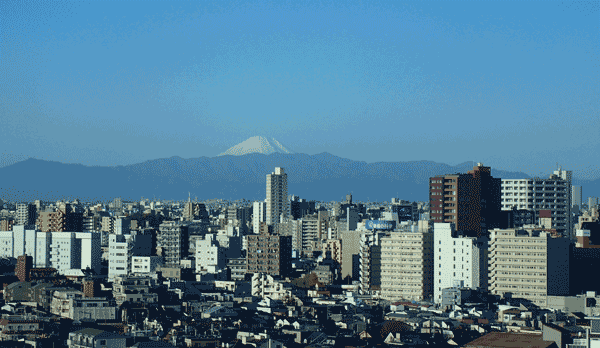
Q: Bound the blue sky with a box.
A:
[1,0,599,178]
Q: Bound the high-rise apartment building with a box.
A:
[488,227,570,307]
[16,203,37,227]
[246,232,292,277]
[252,201,267,234]
[500,168,572,236]
[266,167,289,225]
[359,231,386,295]
[157,222,189,267]
[37,204,83,232]
[380,221,433,301]
[298,215,320,256]
[429,163,502,238]
[434,223,489,304]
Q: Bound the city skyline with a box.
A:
[1,0,599,180]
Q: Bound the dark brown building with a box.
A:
[246,232,292,277]
[429,163,502,237]
[0,219,14,232]
[15,255,32,282]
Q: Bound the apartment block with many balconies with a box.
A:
[501,169,572,236]
[380,221,433,302]
[246,232,291,277]
[488,227,570,307]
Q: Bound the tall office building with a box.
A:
[380,221,433,301]
[266,167,289,225]
[572,186,583,209]
[500,168,572,236]
[488,227,570,307]
[429,163,502,238]
[434,223,488,304]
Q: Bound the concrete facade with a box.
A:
[380,222,433,302]
[266,167,289,225]
[434,223,488,304]
[489,227,570,307]
[500,169,572,236]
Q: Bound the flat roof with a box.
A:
[464,332,557,348]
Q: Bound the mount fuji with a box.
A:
[218,136,294,156]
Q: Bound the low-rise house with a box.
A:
[70,297,117,321]
[0,316,42,341]
[67,328,126,348]
[50,289,84,318]
[112,276,158,307]
[252,273,293,301]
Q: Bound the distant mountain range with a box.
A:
[0,137,598,203]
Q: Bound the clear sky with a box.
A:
[1,0,599,179]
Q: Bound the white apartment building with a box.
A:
[489,227,570,307]
[0,228,99,272]
[380,221,433,302]
[434,223,488,304]
[76,232,101,272]
[108,232,152,280]
[108,234,130,280]
[252,200,266,233]
[0,227,52,268]
[500,169,572,235]
[51,232,101,274]
[266,167,289,225]
[195,234,225,274]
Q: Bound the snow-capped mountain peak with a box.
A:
[218,136,294,156]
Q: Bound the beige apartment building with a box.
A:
[380,222,434,302]
[489,227,570,307]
